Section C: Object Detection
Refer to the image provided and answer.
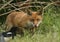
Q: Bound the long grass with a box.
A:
[0,6,60,42]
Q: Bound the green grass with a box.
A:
[0,6,60,42]
[9,32,60,42]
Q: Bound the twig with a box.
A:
[18,0,30,7]
[42,1,59,16]
[0,6,41,16]
[0,0,13,10]
[0,1,60,16]
[20,6,41,9]
[43,1,60,10]
[0,2,49,8]
[9,4,17,9]
[43,2,55,10]
[42,2,55,15]
[17,1,49,7]
[0,11,13,16]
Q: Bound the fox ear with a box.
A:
[38,8,43,15]
[26,9,32,15]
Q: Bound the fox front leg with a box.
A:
[30,28,35,36]
[17,28,24,37]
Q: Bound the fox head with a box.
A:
[27,9,43,28]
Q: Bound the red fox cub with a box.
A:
[5,9,43,35]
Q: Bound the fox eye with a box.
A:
[37,19,40,21]
[30,19,34,22]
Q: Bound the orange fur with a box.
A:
[5,10,43,34]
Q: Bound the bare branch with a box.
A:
[17,1,49,7]
[0,6,41,16]
[0,1,60,16]
[43,1,60,10]
[0,0,13,10]
[18,0,30,7]
[43,2,55,10]
[9,4,17,9]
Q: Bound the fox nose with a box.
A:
[34,25,38,28]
